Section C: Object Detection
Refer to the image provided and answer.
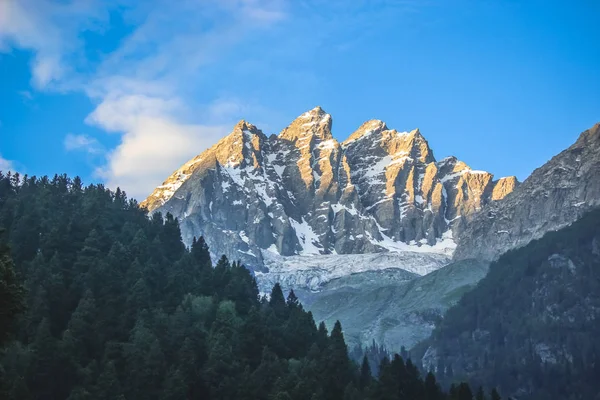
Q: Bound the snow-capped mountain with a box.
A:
[142,106,517,275]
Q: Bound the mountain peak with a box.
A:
[343,119,388,145]
[575,122,600,146]
[233,119,261,134]
[279,106,333,142]
[306,105,325,115]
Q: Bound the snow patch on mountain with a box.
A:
[256,250,451,293]
[290,217,323,254]
[372,227,456,256]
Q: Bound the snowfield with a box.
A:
[255,250,451,293]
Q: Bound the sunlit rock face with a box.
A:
[142,106,516,270]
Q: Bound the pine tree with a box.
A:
[317,321,329,351]
[274,392,293,400]
[424,371,442,400]
[476,386,487,400]
[269,283,287,318]
[65,290,98,364]
[490,388,502,400]
[323,321,353,400]
[213,255,231,297]
[449,384,458,400]
[343,383,361,400]
[31,318,59,398]
[375,356,397,400]
[191,236,211,266]
[0,231,25,347]
[359,356,372,390]
[160,368,187,400]
[405,358,424,399]
[8,376,31,400]
[66,387,91,400]
[286,289,300,309]
[456,382,474,400]
[94,361,123,400]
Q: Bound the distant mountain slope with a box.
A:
[454,123,600,261]
[296,259,489,353]
[142,106,515,270]
[419,208,600,400]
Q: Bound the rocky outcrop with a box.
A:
[142,107,517,269]
[454,123,600,261]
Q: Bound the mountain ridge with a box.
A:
[142,107,517,271]
[454,122,600,261]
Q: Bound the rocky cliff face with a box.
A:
[142,106,516,271]
[454,123,600,261]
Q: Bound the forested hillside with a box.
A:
[0,172,492,400]
[417,208,600,400]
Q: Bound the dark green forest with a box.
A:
[349,340,391,377]
[0,172,498,399]
[416,207,600,400]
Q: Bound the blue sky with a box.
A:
[0,0,599,199]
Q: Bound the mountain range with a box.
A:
[142,106,517,267]
[143,108,599,356]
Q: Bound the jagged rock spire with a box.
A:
[279,106,333,142]
[343,119,388,144]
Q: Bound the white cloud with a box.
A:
[31,55,65,88]
[64,134,104,154]
[0,0,108,89]
[207,98,251,122]
[0,155,13,173]
[81,85,234,197]
[18,90,33,100]
[220,0,288,23]
[87,93,229,198]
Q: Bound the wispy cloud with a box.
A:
[18,90,33,100]
[0,155,14,173]
[219,0,288,23]
[84,93,230,197]
[64,133,104,154]
[0,0,109,89]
